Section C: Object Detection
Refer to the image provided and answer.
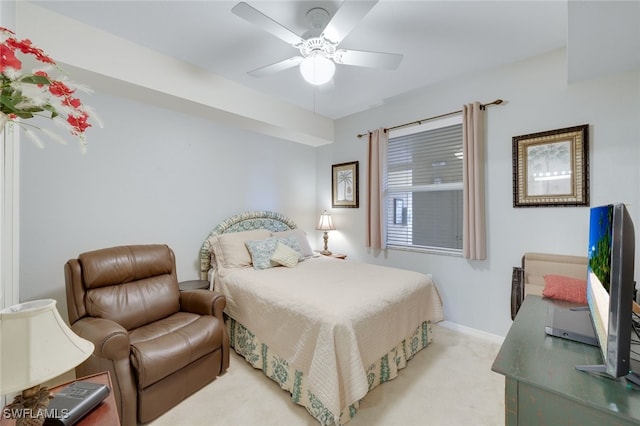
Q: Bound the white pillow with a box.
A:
[271,241,300,268]
[271,229,313,257]
[211,229,271,269]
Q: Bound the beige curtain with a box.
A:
[366,128,388,249]
[462,102,487,260]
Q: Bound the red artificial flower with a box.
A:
[67,112,91,134]
[0,43,22,72]
[48,80,74,98]
[33,70,51,88]
[1,27,97,147]
[5,37,55,65]
[63,97,82,109]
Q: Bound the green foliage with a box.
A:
[589,207,613,292]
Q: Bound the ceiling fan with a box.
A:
[231,1,403,85]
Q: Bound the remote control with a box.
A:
[43,381,110,426]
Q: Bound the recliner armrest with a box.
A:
[180,289,226,321]
[72,317,130,360]
[72,317,135,426]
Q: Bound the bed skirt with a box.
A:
[227,317,433,425]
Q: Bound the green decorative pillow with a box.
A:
[271,241,300,268]
[245,238,278,269]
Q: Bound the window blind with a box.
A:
[386,122,463,251]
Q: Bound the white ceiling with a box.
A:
[26,1,640,122]
[29,0,576,120]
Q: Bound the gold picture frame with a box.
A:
[332,161,359,208]
[512,124,589,207]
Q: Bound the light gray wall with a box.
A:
[19,92,317,315]
[325,48,640,337]
[17,48,640,338]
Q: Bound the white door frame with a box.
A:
[1,121,20,310]
[1,3,22,408]
[1,0,20,310]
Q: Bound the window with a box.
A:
[385,115,463,254]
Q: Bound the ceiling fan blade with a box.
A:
[247,56,304,78]
[232,2,304,46]
[321,0,378,45]
[334,49,403,70]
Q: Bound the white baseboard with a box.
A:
[437,320,505,345]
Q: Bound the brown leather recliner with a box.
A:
[64,244,229,425]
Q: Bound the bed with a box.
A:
[199,211,444,425]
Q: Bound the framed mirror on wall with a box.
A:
[512,124,589,207]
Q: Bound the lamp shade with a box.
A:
[316,210,336,231]
[299,52,335,85]
[0,299,94,395]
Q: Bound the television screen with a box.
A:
[580,203,635,378]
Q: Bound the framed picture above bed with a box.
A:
[512,124,589,208]
[332,161,359,208]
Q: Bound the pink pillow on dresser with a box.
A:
[542,274,587,304]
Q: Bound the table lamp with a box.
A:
[0,299,94,426]
[316,210,336,255]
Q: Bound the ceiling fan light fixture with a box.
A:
[300,52,335,85]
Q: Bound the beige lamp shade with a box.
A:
[316,210,336,231]
[316,210,336,255]
[0,299,94,395]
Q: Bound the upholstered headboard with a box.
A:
[199,210,298,280]
[511,252,588,320]
[522,252,588,295]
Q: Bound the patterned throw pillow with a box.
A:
[245,238,278,269]
[542,274,587,304]
[211,229,271,269]
[271,229,314,257]
[271,241,300,268]
[277,235,305,261]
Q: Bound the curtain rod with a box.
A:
[356,99,504,138]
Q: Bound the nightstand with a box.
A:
[0,372,119,426]
[178,279,210,291]
[315,250,347,260]
[326,253,347,260]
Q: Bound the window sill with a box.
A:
[386,245,463,257]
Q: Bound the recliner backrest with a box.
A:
[68,244,180,330]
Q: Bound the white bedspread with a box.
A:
[214,256,444,419]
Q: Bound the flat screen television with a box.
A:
[577,203,635,379]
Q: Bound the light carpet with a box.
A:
[149,324,505,426]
